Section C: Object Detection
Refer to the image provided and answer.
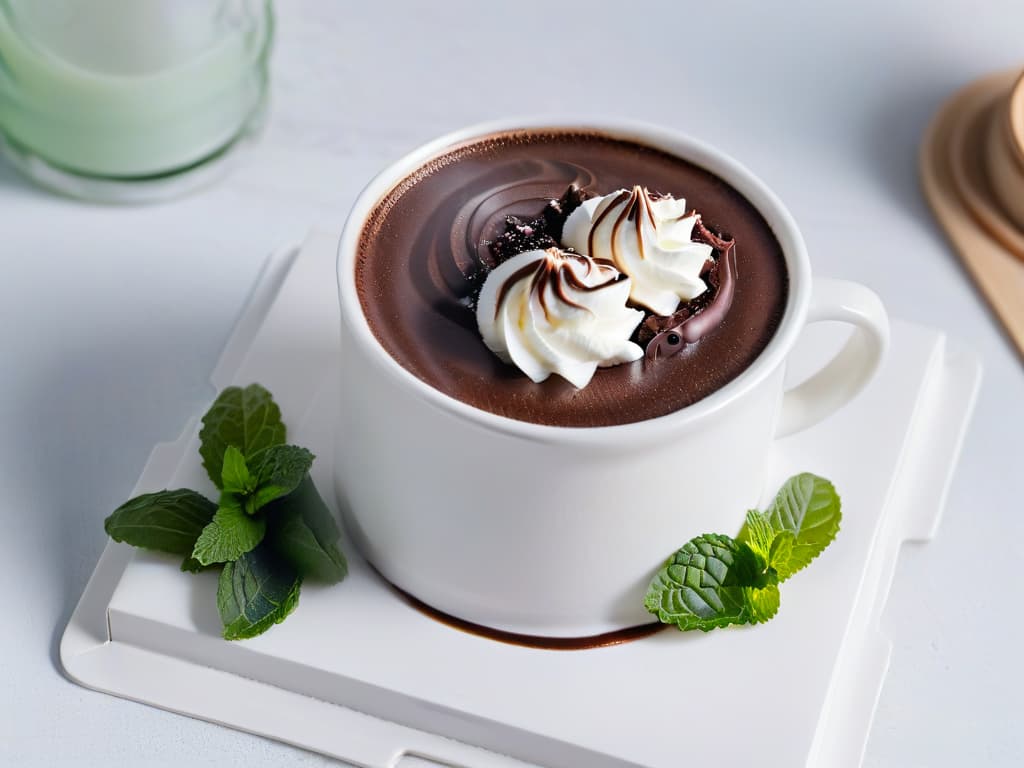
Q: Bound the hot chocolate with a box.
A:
[355,130,788,427]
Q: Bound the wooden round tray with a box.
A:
[920,69,1024,360]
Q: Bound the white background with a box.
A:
[2,2,1022,766]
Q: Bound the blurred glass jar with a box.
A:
[0,0,272,201]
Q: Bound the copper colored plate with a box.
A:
[1008,70,1024,169]
[946,77,1024,260]
[920,69,1024,361]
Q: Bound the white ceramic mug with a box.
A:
[335,118,889,638]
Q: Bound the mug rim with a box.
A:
[336,116,812,443]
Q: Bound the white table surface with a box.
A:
[2,2,1022,766]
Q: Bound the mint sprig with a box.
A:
[218,545,302,641]
[104,490,216,555]
[244,444,315,513]
[103,384,347,640]
[199,383,286,488]
[745,583,781,624]
[645,473,841,632]
[191,500,267,566]
[757,473,841,580]
[268,476,348,582]
[220,445,255,494]
[643,534,765,631]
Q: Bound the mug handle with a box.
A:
[775,277,890,438]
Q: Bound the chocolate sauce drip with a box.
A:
[642,219,738,361]
[356,131,788,427]
[390,580,666,650]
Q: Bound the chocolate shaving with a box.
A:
[543,184,585,241]
[693,217,734,251]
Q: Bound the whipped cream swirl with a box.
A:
[476,248,644,389]
[562,187,714,316]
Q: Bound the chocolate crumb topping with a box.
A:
[485,184,587,264]
[485,215,557,264]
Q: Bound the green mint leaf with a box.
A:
[220,445,253,494]
[104,489,216,555]
[268,476,347,583]
[192,498,267,566]
[764,473,842,581]
[767,530,796,573]
[746,584,781,624]
[180,556,207,573]
[246,445,315,513]
[644,534,762,632]
[199,384,286,488]
[740,509,776,561]
[217,544,302,640]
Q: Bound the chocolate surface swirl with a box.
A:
[356,131,788,427]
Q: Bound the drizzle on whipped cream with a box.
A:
[476,248,644,389]
[562,186,714,316]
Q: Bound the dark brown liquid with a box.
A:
[390,580,666,651]
[356,130,788,427]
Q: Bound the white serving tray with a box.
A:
[61,230,981,768]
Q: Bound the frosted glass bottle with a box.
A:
[0,0,272,201]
